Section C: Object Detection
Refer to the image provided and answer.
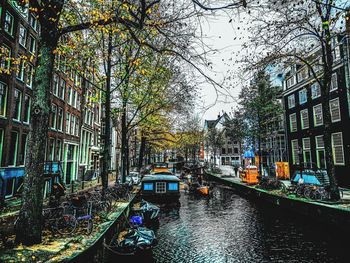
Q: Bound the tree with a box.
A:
[205,127,224,165]
[243,0,350,200]
[237,71,282,172]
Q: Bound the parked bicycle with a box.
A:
[57,201,93,235]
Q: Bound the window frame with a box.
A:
[4,11,14,36]
[313,104,323,127]
[0,82,8,118]
[331,132,345,165]
[329,98,341,123]
[288,94,295,109]
[289,113,297,132]
[300,109,309,130]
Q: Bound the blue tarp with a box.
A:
[244,150,255,158]
[292,172,321,185]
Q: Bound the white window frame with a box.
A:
[315,135,326,169]
[291,139,299,165]
[332,132,345,165]
[19,24,27,48]
[289,113,297,132]
[330,73,338,92]
[299,88,307,104]
[329,98,341,123]
[288,94,295,109]
[300,109,309,129]
[4,11,14,36]
[155,182,166,193]
[313,104,323,126]
[311,82,321,99]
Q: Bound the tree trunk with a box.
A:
[138,134,146,171]
[121,103,127,183]
[321,16,340,201]
[16,32,58,244]
[101,33,113,195]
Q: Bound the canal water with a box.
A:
[111,184,348,263]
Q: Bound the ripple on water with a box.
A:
[110,185,349,263]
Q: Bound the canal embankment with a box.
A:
[0,188,139,263]
[205,169,350,232]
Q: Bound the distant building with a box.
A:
[203,113,241,166]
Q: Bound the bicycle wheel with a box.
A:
[296,186,304,197]
[311,189,322,201]
[56,214,77,235]
[304,188,312,199]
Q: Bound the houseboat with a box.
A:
[140,174,181,202]
[152,162,170,174]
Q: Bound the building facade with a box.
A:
[203,113,241,166]
[0,1,102,198]
[282,33,350,187]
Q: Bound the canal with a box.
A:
[111,184,348,262]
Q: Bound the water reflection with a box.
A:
[109,185,349,263]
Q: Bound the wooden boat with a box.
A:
[188,181,211,196]
[140,174,181,202]
[132,200,160,226]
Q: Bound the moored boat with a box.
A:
[140,174,181,203]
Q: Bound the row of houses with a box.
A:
[203,15,350,188]
[0,1,106,198]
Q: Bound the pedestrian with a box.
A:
[234,166,238,177]
[198,175,203,185]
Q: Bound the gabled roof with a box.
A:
[204,112,230,129]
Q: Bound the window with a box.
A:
[59,79,66,100]
[168,183,178,191]
[221,148,226,154]
[5,178,15,198]
[66,112,71,134]
[330,98,341,122]
[9,131,19,166]
[332,132,344,165]
[289,113,297,132]
[73,90,77,108]
[75,116,79,135]
[286,76,295,88]
[53,74,59,96]
[26,63,34,88]
[56,139,62,161]
[291,139,299,165]
[13,89,22,121]
[58,107,63,131]
[19,25,27,47]
[234,148,239,154]
[330,73,338,92]
[70,115,75,135]
[302,138,312,164]
[288,94,295,109]
[30,14,38,31]
[311,83,321,99]
[300,109,309,129]
[29,35,36,54]
[143,183,153,191]
[48,138,55,161]
[23,95,31,123]
[16,58,25,81]
[228,148,233,154]
[297,67,308,81]
[0,82,8,117]
[313,104,323,126]
[298,89,307,104]
[19,133,28,166]
[316,136,326,169]
[4,11,14,35]
[51,104,57,129]
[67,87,72,105]
[0,45,11,72]
[155,182,166,193]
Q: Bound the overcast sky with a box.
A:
[194,10,251,123]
